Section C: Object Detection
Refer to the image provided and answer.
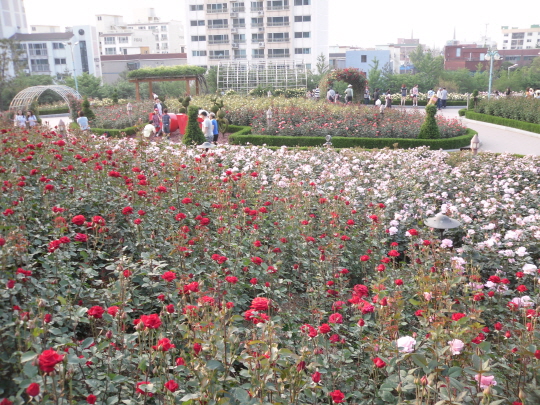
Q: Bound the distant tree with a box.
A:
[64,72,103,98]
[315,53,329,76]
[205,66,218,94]
[0,39,24,110]
[82,96,95,120]
[367,58,383,93]
[409,45,444,89]
[183,105,205,146]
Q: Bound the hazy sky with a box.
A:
[25,0,538,49]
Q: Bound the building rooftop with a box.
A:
[10,32,74,41]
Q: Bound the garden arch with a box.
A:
[321,68,367,103]
[9,85,82,111]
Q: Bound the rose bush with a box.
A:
[0,118,539,404]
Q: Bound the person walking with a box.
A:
[364,87,370,105]
[154,98,164,116]
[436,88,443,110]
[345,84,353,104]
[210,112,219,144]
[152,110,162,137]
[441,87,448,108]
[373,88,380,106]
[400,84,407,106]
[411,84,419,107]
[313,85,320,101]
[327,87,336,103]
[385,89,392,108]
[162,108,171,139]
[26,110,38,128]
[200,111,213,144]
[76,111,90,131]
[14,110,26,128]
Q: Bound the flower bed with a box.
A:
[475,97,540,125]
[89,101,154,130]
[1,121,540,404]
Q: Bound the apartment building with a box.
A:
[96,9,185,56]
[10,25,102,79]
[0,0,27,39]
[499,25,540,50]
[184,0,328,69]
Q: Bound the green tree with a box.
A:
[315,53,329,76]
[183,105,205,146]
[0,39,24,110]
[409,45,444,89]
[367,58,383,93]
[82,96,95,120]
[205,66,218,94]
[64,72,103,98]
[418,104,440,139]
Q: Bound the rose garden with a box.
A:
[1,82,540,405]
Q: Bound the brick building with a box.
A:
[444,44,501,72]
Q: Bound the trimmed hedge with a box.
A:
[389,100,466,107]
[464,111,540,134]
[69,122,144,137]
[458,109,467,117]
[38,107,70,115]
[229,127,476,150]
[127,65,206,79]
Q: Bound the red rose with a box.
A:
[329,390,345,403]
[373,357,386,368]
[451,313,466,322]
[311,371,321,383]
[75,233,88,242]
[250,256,263,265]
[7,279,15,289]
[166,304,175,313]
[161,271,176,282]
[140,314,161,329]
[86,394,97,404]
[407,228,418,236]
[107,306,119,317]
[38,348,64,373]
[164,379,179,392]
[328,313,343,324]
[122,206,133,215]
[88,306,105,319]
[360,255,370,262]
[0,398,14,405]
[394,279,403,286]
[244,309,270,324]
[193,343,202,355]
[72,215,86,226]
[176,357,185,366]
[26,383,40,397]
[135,381,153,397]
[0,237,5,246]
[319,323,331,334]
[225,276,238,284]
[44,314,52,323]
[153,338,175,352]
[388,250,400,257]
[250,297,270,311]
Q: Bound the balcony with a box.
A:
[252,54,265,58]
[208,24,229,29]
[233,23,246,28]
[209,54,230,60]
[233,55,247,59]
[268,52,290,58]
[29,50,48,57]
[251,6,263,11]
[267,21,289,27]
[207,8,228,13]
[31,65,51,72]
[267,5,289,10]
[231,7,245,12]
[268,37,290,43]
[251,23,263,28]
[208,39,230,45]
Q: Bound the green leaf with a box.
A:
[180,393,200,401]
[20,351,37,363]
[472,354,482,371]
[410,354,428,368]
[206,360,225,371]
[445,366,462,378]
[81,338,94,349]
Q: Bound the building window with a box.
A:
[207,3,228,13]
[268,48,289,58]
[503,33,508,36]
[208,34,229,44]
[30,59,49,72]
[295,47,310,54]
[252,33,264,42]
[234,49,247,59]
[294,31,310,38]
[192,50,207,56]
[104,37,116,45]
[267,0,289,10]
[149,26,158,31]
[512,32,524,39]
[361,55,367,62]
[161,26,167,31]
[208,19,228,28]
[527,39,532,42]
[456,47,461,57]
[251,1,263,10]
[161,34,168,41]
[267,16,289,26]
[251,17,263,27]
[54,58,67,65]
[231,2,245,12]
[268,32,289,42]
[233,34,246,42]
[191,35,206,41]
[28,43,48,56]
[189,4,204,10]
[527,32,533,36]
[233,18,246,27]
[294,0,310,4]
[97,16,102,21]
[209,50,230,59]
[105,48,116,55]
[118,37,129,44]
[52,42,65,49]
[503,40,508,43]
[294,15,311,22]
[191,20,205,26]
[252,49,264,58]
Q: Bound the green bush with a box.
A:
[465,111,540,134]
[38,107,70,115]
[475,97,540,124]
[418,104,440,139]
[69,122,144,137]
[82,97,95,120]
[229,127,476,150]
[127,65,206,79]
[183,105,206,146]
[458,108,467,117]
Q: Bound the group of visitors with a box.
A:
[13,110,38,129]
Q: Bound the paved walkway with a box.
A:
[42,108,540,156]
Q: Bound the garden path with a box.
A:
[43,109,540,156]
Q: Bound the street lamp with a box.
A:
[425,213,462,240]
[266,107,273,128]
[62,41,80,94]
[127,102,133,125]
[484,49,501,100]
[470,133,480,156]
[507,63,518,78]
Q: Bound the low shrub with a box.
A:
[229,128,476,149]
[69,122,144,137]
[418,104,440,139]
[465,111,540,134]
[475,97,540,124]
[38,107,70,115]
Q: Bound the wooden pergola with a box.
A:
[128,76,203,101]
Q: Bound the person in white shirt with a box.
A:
[26,110,38,128]
[200,111,213,143]
[441,88,448,108]
[142,120,156,139]
[436,88,443,110]
[14,110,26,128]
[76,111,90,131]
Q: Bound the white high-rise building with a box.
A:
[0,0,28,39]
[499,25,540,50]
[184,0,328,70]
